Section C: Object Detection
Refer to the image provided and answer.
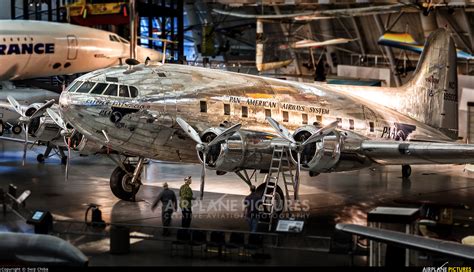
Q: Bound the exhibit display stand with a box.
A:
[367,207,419,267]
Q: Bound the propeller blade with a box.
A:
[266,117,296,143]
[7,96,24,116]
[200,152,206,200]
[66,136,71,181]
[46,108,67,130]
[208,123,241,146]
[302,121,339,146]
[29,99,55,120]
[176,117,203,144]
[295,151,301,200]
[22,124,28,166]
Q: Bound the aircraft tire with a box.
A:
[256,183,285,219]
[12,125,22,135]
[110,165,140,201]
[402,164,411,178]
[37,154,45,163]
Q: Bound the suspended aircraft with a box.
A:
[48,29,468,210]
[378,31,474,60]
[0,19,162,81]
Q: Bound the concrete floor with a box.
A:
[1,138,474,266]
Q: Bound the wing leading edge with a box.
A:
[361,140,474,165]
[336,223,474,261]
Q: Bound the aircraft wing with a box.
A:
[0,100,27,113]
[361,140,474,165]
[0,136,37,145]
[290,38,354,49]
[213,3,411,20]
[335,223,474,261]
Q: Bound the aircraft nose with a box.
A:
[59,92,70,110]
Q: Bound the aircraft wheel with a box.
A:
[37,154,45,163]
[402,164,411,178]
[61,156,67,165]
[12,125,22,135]
[256,183,285,216]
[110,165,140,201]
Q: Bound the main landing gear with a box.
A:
[109,156,145,201]
[36,142,68,165]
[402,164,411,178]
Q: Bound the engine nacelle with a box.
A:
[292,125,342,173]
[198,127,276,172]
[75,135,104,155]
[29,115,62,142]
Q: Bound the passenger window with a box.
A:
[224,104,230,115]
[349,119,354,130]
[118,85,129,97]
[282,111,289,122]
[129,86,138,97]
[369,121,375,132]
[302,113,308,125]
[76,82,96,93]
[90,83,108,94]
[336,118,342,128]
[265,109,271,118]
[200,101,207,113]
[103,84,118,96]
[241,106,248,118]
[316,115,322,123]
[67,81,83,93]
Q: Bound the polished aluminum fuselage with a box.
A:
[58,63,453,168]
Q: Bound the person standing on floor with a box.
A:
[244,185,261,232]
[151,182,177,236]
[179,176,194,228]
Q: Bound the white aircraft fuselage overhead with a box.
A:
[55,29,471,202]
[0,20,162,80]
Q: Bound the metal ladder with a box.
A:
[260,144,298,231]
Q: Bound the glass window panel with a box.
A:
[118,85,129,97]
[129,86,138,97]
[90,83,108,94]
[224,104,230,115]
[76,82,96,93]
[242,106,248,118]
[67,81,82,93]
[103,84,118,96]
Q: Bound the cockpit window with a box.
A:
[103,84,118,96]
[129,86,138,98]
[90,83,108,94]
[109,35,120,42]
[76,81,96,93]
[118,85,129,97]
[67,81,83,93]
[119,37,129,44]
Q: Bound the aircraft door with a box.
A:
[67,35,78,60]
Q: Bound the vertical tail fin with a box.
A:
[402,29,458,139]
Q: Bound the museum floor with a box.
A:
[1,139,473,266]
